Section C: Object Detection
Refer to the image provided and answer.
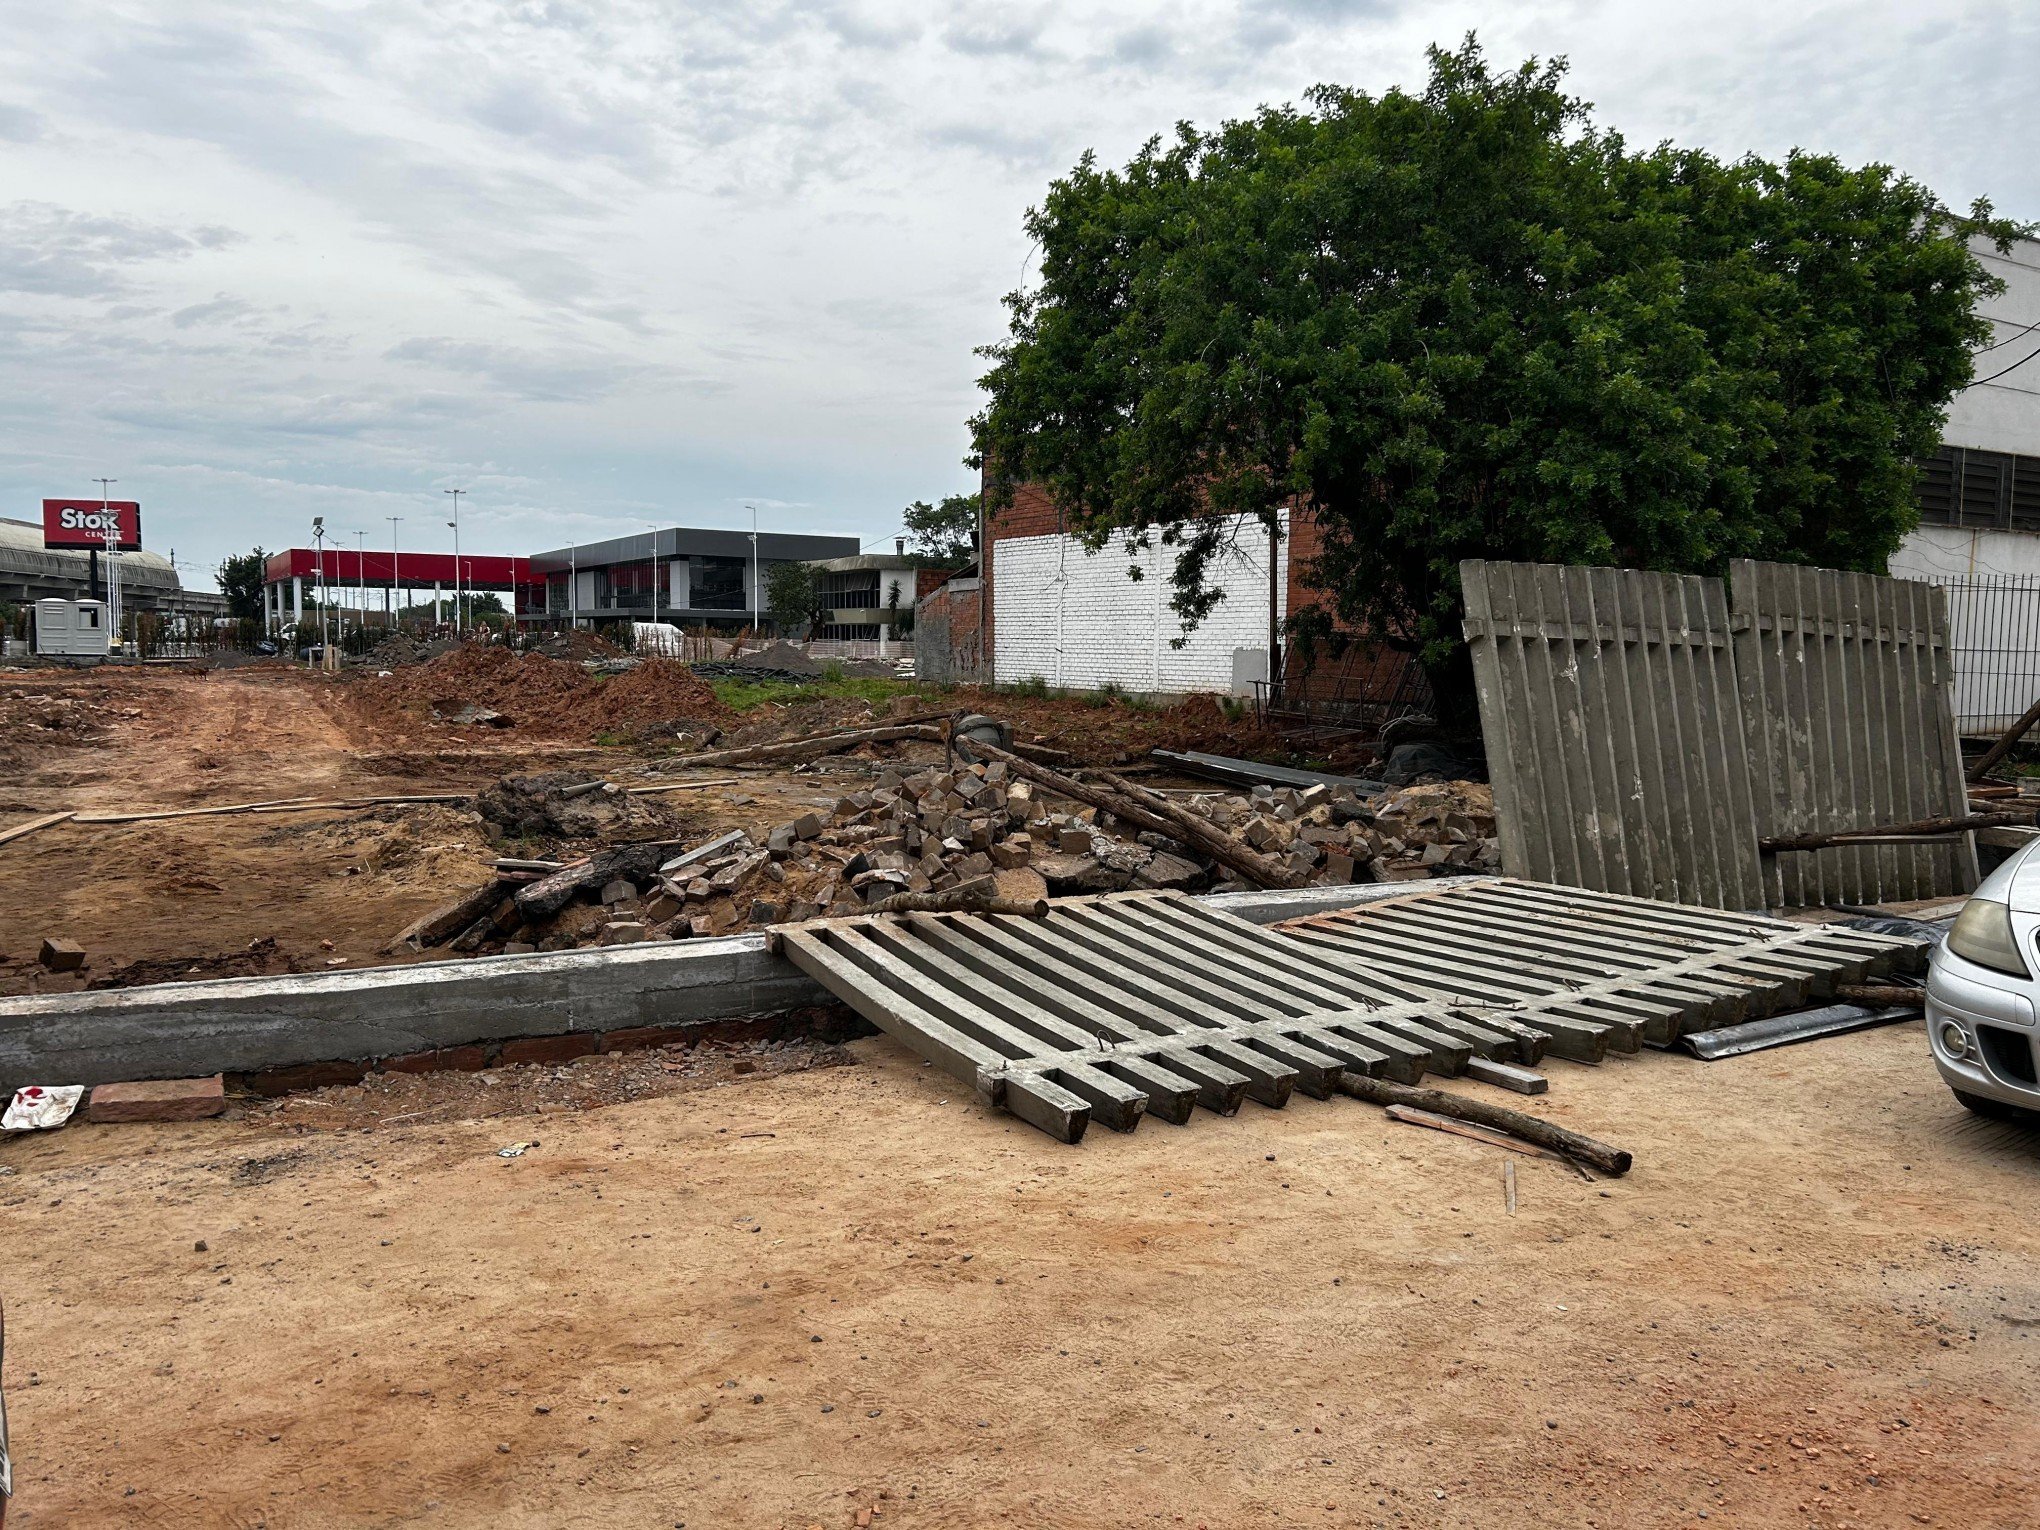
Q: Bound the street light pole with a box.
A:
[387,516,402,627]
[444,488,465,634]
[312,516,330,663]
[354,531,367,643]
[92,476,116,616]
[747,502,759,635]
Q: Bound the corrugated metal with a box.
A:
[1461,560,1767,910]
[777,884,1925,1142]
[1730,560,1978,905]
[1273,878,1923,1047]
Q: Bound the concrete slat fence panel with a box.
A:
[1728,559,1977,905]
[1462,559,1767,909]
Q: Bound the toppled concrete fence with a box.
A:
[0,884,1409,1094]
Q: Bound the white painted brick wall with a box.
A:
[993,511,1287,693]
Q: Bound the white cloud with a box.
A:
[0,0,2028,574]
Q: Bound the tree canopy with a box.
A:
[765,559,829,636]
[970,36,2026,717]
[214,547,266,621]
[903,492,980,567]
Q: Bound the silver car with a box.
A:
[1928,841,2040,1121]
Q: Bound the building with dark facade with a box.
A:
[0,518,227,619]
[520,526,860,630]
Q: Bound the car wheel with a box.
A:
[1952,1088,2035,1123]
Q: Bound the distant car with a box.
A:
[1926,840,2040,1121]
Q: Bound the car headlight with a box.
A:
[1945,897,2032,978]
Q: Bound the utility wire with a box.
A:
[1970,340,2040,388]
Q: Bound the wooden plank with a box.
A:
[0,810,75,848]
[1384,1104,1571,1163]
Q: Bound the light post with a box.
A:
[444,488,465,633]
[354,531,367,638]
[386,515,403,627]
[92,476,116,617]
[647,524,660,624]
[312,516,330,662]
[747,501,759,635]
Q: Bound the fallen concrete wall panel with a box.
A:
[1730,559,1977,905]
[0,884,1434,1094]
[1462,560,1767,909]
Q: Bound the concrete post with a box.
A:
[292,577,303,626]
[433,581,443,625]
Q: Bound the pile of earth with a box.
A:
[529,628,624,661]
[475,770,693,847]
[362,630,460,668]
[365,646,730,742]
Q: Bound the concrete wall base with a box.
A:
[0,880,1485,1092]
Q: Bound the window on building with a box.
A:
[1915,445,2040,532]
[607,560,659,611]
[690,556,748,611]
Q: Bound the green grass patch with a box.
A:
[708,675,924,712]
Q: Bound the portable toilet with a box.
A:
[34,598,111,658]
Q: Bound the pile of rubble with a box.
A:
[397,763,1499,958]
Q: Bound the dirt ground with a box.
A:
[0,1021,2035,1528]
[0,667,903,994]
[0,662,1288,994]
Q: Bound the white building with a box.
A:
[1890,233,2040,580]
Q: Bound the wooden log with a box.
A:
[1967,694,2040,781]
[1335,1073,1633,1177]
[1759,812,2018,854]
[75,794,465,824]
[0,810,76,848]
[387,879,509,953]
[1836,983,1926,1009]
[514,839,682,920]
[964,740,1307,890]
[654,724,942,772]
[860,877,1049,918]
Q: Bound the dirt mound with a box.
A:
[730,641,824,675]
[530,628,623,661]
[366,647,729,742]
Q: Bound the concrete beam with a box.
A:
[0,880,1487,1090]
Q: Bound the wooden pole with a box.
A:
[1335,1073,1633,1177]
[1759,811,2015,854]
[963,738,1308,889]
[1967,694,2040,782]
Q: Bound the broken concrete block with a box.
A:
[37,937,85,972]
[503,941,537,955]
[599,879,637,905]
[86,1075,225,1124]
[1057,827,1094,855]
[1419,841,1452,867]
[1319,851,1359,885]
[644,889,684,923]
[750,899,783,924]
[599,920,649,945]
[1243,818,1285,852]
[767,824,795,856]
[990,837,1033,869]
[1132,851,1203,890]
[792,812,824,840]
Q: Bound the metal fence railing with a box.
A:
[1916,572,2040,734]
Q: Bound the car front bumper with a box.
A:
[1925,945,2040,1112]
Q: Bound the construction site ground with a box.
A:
[0,663,1262,994]
[2,663,2037,1527]
[0,1022,2033,1527]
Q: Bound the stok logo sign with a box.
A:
[57,508,123,533]
[41,498,142,550]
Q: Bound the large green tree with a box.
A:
[971,38,2025,721]
[215,547,267,621]
[903,492,981,566]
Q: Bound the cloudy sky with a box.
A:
[0,0,2031,583]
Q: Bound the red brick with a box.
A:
[377,1044,489,1075]
[496,1033,599,1067]
[86,1075,226,1124]
[599,1024,693,1054]
[234,1059,369,1096]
